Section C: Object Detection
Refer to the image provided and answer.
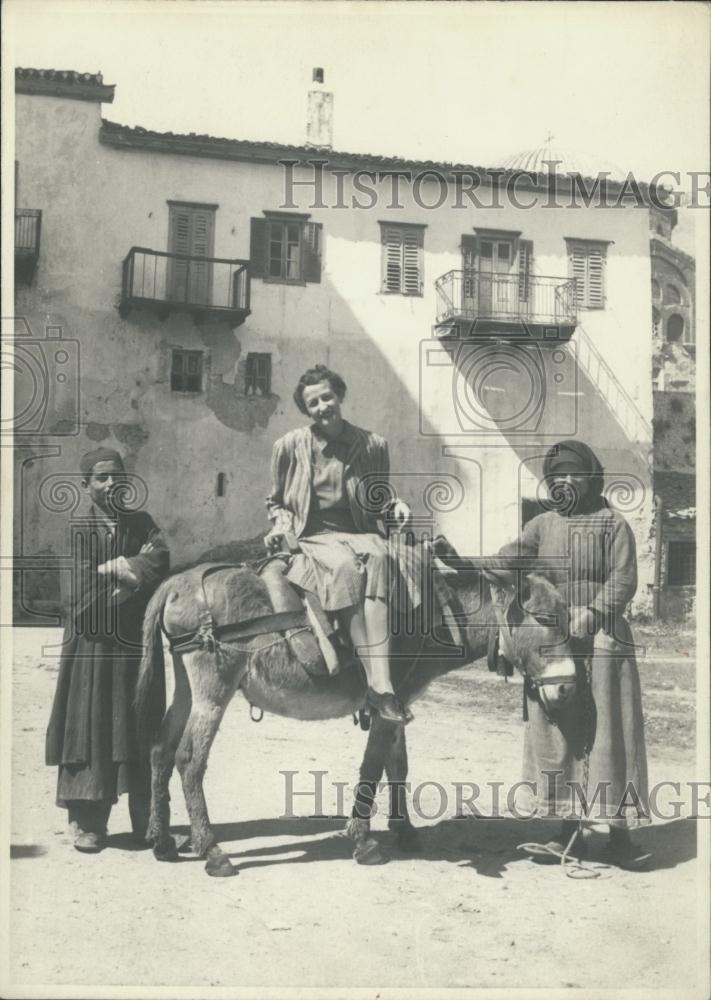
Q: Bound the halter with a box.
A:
[490,590,577,694]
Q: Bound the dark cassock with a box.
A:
[45,448,169,850]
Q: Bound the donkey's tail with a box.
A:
[135,578,171,740]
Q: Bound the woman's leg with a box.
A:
[340,598,393,694]
[340,598,409,724]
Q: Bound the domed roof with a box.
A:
[501,145,627,182]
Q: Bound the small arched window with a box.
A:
[666,313,684,342]
[665,284,682,305]
[651,279,661,300]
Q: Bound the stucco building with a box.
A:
[650,207,696,619]
[13,68,666,619]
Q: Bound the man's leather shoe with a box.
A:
[365,688,412,725]
[74,831,106,853]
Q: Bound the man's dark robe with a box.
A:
[46,504,169,805]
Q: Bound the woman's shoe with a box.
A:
[365,688,411,725]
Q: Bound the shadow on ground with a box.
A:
[115,815,697,877]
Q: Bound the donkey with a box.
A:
[135,542,578,876]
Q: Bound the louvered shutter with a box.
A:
[168,205,215,305]
[250,218,266,278]
[568,241,606,309]
[518,240,533,303]
[168,207,191,301]
[569,245,588,308]
[402,228,423,295]
[382,226,403,292]
[381,225,423,294]
[189,209,214,305]
[587,245,605,308]
[302,222,322,283]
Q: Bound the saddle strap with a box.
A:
[168,609,308,654]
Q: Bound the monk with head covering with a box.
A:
[45,448,169,852]
[495,439,651,869]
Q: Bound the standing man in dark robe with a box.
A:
[46,448,169,853]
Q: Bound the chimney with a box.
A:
[306,67,333,151]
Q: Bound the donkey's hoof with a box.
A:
[152,837,179,863]
[353,837,387,866]
[205,853,238,878]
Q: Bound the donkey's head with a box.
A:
[486,568,578,714]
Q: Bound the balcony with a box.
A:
[120,247,251,327]
[15,209,42,282]
[435,269,577,339]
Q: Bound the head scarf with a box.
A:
[80,447,125,477]
[543,440,605,511]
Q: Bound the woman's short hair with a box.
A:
[293,365,347,414]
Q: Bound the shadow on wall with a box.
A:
[13,234,650,622]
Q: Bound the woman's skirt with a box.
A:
[519,616,650,829]
[287,530,394,612]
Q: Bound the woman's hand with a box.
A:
[389,500,412,532]
[569,606,597,638]
[264,527,286,553]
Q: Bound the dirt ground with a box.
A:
[7,624,706,994]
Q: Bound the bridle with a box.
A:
[488,583,578,713]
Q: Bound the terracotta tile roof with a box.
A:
[99,118,656,196]
[16,68,115,103]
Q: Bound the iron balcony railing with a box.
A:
[435,269,577,328]
[15,209,42,258]
[120,247,251,323]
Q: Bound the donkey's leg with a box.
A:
[148,654,191,862]
[386,725,422,852]
[176,651,240,878]
[346,713,397,865]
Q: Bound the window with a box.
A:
[167,203,216,306]
[462,230,531,306]
[171,349,203,392]
[380,223,425,295]
[666,540,695,586]
[250,214,322,284]
[666,314,684,343]
[566,239,609,309]
[651,278,661,300]
[245,353,271,396]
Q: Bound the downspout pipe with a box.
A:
[652,492,664,619]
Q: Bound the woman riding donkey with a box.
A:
[489,439,651,870]
[265,364,452,726]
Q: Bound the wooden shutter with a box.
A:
[587,245,605,308]
[569,244,588,308]
[189,209,214,305]
[402,228,423,295]
[302,222,322,283]
[250,218,266,278]
[381,225,423,294]
[568,240,606,309]
[518,240,533,302]
[168,205,215,305]
[382,225,403,292]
